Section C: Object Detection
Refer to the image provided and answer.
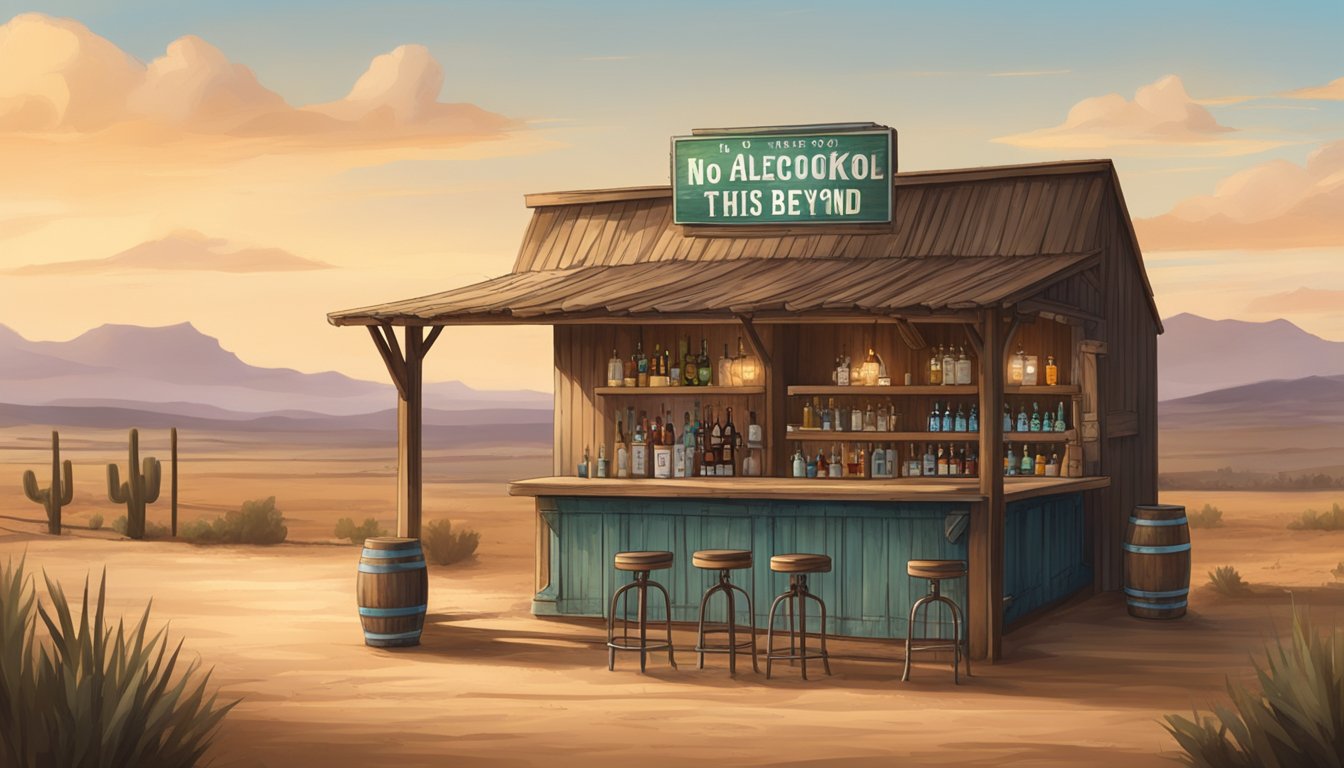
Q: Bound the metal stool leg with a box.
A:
[695,580,719,670]
[724,578,738,675]
[637,573,649,673]
[902,592,933,682]
[764,589,790,680]
[608,580,639,671]
[650,577,677,669]
[728,582,759,673]
[796,577,809,680]
[803,589,832,676]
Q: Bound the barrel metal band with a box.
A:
[361,547,424,559]
[1124,587,1189,599]
[358,604,427,618]
[1128,517,1189,527]
[1127,598,1188,610]
[358,561,426,574]
[362,629,423,641]
[1122,543,1191,555]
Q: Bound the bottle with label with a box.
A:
[623,351,637,388]
[718,343,734,388]
[929,402,942,432]
[1034,446,1047,476]
[1045,452,1060,477]
[1041,408,1054,432]
[1055,401,1067,432]
[1020,444,1034,476]
[675,413,690,477]
[1003,403,1013,433]
[965,447,978,477]
[872,444,886,478]
[650,343,665,386]
[876,403,890,432]
[607,349,624,387]
[578,446,590,479]
[884,443,896,476]
[941,346,956,386]
[635,342,649,387]
[929,346,943,385]
[747,410,763,447]
[941,402,953,433]
[828,445,843,478]
[850,405,863,432]
[709,407,724,476]
[968,405,979,433]
[954,404,968,432]
[721,407,737,477]
[1016,406,1030,433]
[802,399,814,430]
[697,339,711,385]
[955,346,973,385]
[922,443,937,476]
[632,416,648,477]
[821,400,834,431]
[616,420,630,478]
[792,449,806,478]
[596,445,608,478]
[836,346,851,386]
[864,402,877,431]
[1029,402,1042,432]
[682,336,698,386]
[936,445,949,476]
[1008,345,1026,385]
[700,410,716,477]
[1006,444,1017,476]
[905,442,922,477]
[653,415,673,478]
[1045,355,1058,386]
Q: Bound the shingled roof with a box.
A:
[329,159,1157,326]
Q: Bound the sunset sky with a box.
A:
[1,1,1342,391]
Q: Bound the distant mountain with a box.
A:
[1164,374,1344,407]
[0,322,550,415]
[1159,313,1344,400]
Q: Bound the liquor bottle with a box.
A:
[922,443,937,476]
[965,447,978,477]
[836,346,851,386]
[676,412,691,477]
[1034,446,1047,476]
[876,402,890,432]
[1020,444,1034,475]
[596,445,608,478]
[856,445,868,478]
[1045,452,1060,477]
[697,339,711,385]
[607,349,624,387]
[954,447,966,476]
[635,341,649,388]
[871,443,886,478]
[828,445,843,479]
[929,401,942,432]
[851,405,863,432]
[941,402,953,433]
[955,346,973,385]
[814,448,827,480]
[721,407,737,477]
[941,346,956,386]
[1029,402,1042,433]
[884,443,896,476]
[954,404,968,432]
[1003,403,1013,433]
[709,407,724,476]
[616,420,630,478]
[821,399,834,431]
[1006,445,1017,476]
[1055,401,1067,432]
[652,343,665,385]
[653,415,672,478]
[1041,408,1053,433]
[632,415,648,477]
[671,338,685,385]
[905,442,921,477]
[623,350,637,387]
[968,405,979,433]
[747,410,763,447]
[1008,345,1026,385]
[792,449,806,478]
[864,402,877,431]
[578,446,590,479]
[802,398,814,430]
[929,345,943,385]
[662,344,671,379]
[682,336,698,386]
[718,343,733,388]
[1016,406,1029,433]
[1045,355,1058,386]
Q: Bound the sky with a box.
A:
[0,1,1341,391]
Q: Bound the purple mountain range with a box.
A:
[1158,313,1344,400]
[0,322,550,416]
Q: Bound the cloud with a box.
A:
[1247,288,1344,314]
[1134,140,1344,250]
[6,229,332,275]
[994,75,1282,156]
[0,13,516,148]
[1282,76,1344,101]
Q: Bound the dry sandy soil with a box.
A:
[2,426,1343,767]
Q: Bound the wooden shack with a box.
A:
[329,134,1161,661]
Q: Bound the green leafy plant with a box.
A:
[1208,565,1251,597]
[1188,503,1225,529]
[1287,503,1344,532]
[86,514,103,531]
[106,428,161,540]
[1163,608,1343,767]
[111,516,171,539]
[423,519,480,566]
[0,556,237,767]
[334,517,385,545]
[180,497,287,545]
[20,430,72,535]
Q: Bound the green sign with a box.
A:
[671,128,893,225]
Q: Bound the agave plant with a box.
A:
[0,556,238,767]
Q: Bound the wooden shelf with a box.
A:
[786,429,1077,443]
[595,385,765,396]
[786,384,1080,397]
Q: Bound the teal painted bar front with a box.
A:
[534,493,1088,639]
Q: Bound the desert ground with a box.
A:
[2,425,1342,767]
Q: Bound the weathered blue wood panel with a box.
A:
[1003,493,1092,625]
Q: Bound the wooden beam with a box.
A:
[896,319,927,350]
[970,307,1007,662]
[1017,297,1103,324]
[962,324,983,358]
[422,325,444,356]
[734,314,773,368]
[367,326,408,400]
[396,326,425,539]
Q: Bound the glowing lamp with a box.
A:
[860,348,882,386]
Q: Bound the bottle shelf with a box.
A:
[785,429,1077,443]
[595,385,766,396]
[786,384,1080,397]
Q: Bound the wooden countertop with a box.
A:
[507,475,1110,503]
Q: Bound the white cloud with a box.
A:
[994,75,1282,156]
[1283,76,1344,101]
[6,229,333,275]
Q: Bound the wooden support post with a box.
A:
[970,309,1007,662]
[367,324,430,539]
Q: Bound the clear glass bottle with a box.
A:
[864,402,877,431]
[941,402,953,433]
[1055,401,1067,432]
[616,419,630,478]
[922,443,937,477]
[929,345,943,385]
[1006,445,1017,476]
[1003,403,1013,433]
[955,346,973,385]
[1045,451,1060,477]
[607,349,624,387]
[1016,405,1029,433]
[941,346,956,386]
[954,404,967,432]
[968,405,979,433]
[792,449,806,478]
[821,399,833,431]
[596,445,608,478]
[851,405,863,432]
[836,345,850,386]
[1029,402,1042,433]
[928,401,941,432]
[876,402,890,432]
[635,341,649,387]
[1020,444,1034,475]
[717,343,733,388]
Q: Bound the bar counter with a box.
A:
[517,475,1108,639]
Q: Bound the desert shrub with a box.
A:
[1333,562,1344,580]
[0,556,236,767]
[111,515,171,538]
[1208,565,1251,597]
[1287,502,1344,531]
[86,513,103,531]
[423,519,480,566]
[180,497,287,544]
[1163,608,1343,767]
[335,517,385,545]
[1187,504,1224,529]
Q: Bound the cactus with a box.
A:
[107,428,161,540]
[22,430,73,535]
[170,427,178,537]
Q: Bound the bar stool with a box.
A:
[692,549,758,675]
[764,553,832,680]
[902,559,970,684]
[607,550,677,673]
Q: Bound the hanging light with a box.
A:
[860,348,881,386]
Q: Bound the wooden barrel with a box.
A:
[356,537,428,647]
[1123,504,1190,619]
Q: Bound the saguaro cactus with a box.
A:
[22,430,73,535]
[107,428,161,539]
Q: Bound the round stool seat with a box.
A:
[692,549,753,570]
[770,553,832,574]
[907,559,968,580]
[614,550,674,571]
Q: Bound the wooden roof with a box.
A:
[330,159,1157,326]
